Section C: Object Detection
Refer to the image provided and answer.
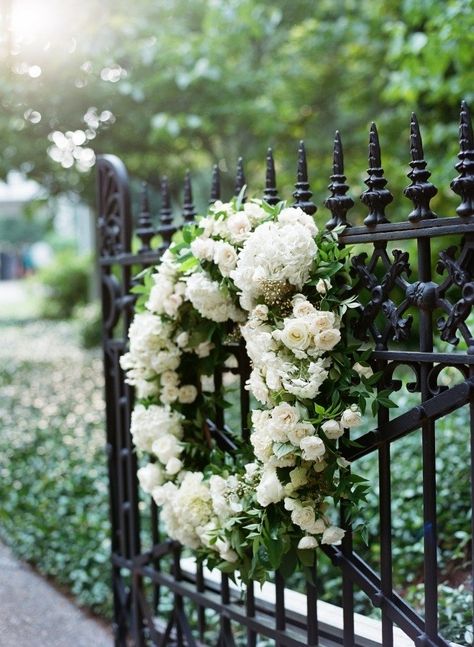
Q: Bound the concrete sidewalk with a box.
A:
[0,542,112,647]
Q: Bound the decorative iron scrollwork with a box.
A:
[436,244,474,345]
[351,249,412,342]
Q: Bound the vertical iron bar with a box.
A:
[151,500,160,613]
[196,561,206,642]
[306,561,319,646]
[275,570,286,647]
[378,399,393,645]
[246,582,257,647]
[418,236,438,640]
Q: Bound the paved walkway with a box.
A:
[0,543,112,647]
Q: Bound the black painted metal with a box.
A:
[97,104,474,646]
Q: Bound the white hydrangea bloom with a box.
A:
[185,272,244,322]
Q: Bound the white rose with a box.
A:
[316,278,331,295]
[152,434,181,464]
[298,536,318,550]
[243,201,267,223]
[313,328,341,351]
[353,362,374,379]
[340,406,362,428]
[287,422,314,447]
[215,539,238,563]
[244,462,259,479]
[137,463,163,494]
[227,212,252,243]
[214,241,238,276]
[310,311,336,331]
[270,402,300,433]
[161,371,179,387]
[176,331,189,348]
[280,319,311,351]
[291,505,316,532]
[321,419,343,439]
[255,469,285,507]
[165,457,183,475]
[300,436,326,461]
[253,304,269,320]
[195,341,214,358]
[191,237,215,261]
[322,526,345,545]
[289,467,308,489]
[160,385,180,404]
[178,384,198,404]
[293,299,316,318]
[163,293,183,317]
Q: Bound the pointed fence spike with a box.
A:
[324,130,353,230]
[409,113,424,161]
[404,113,437,222]
[234,157,246,199]
[136,181,155,253]
[158,175,174,250]
[209,164,221,204]
[292,140,317,215]
[360,122,392,226]
[183,170,197,223]
[451,100,474,217]
[263,147,280,205]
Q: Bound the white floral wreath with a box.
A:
[121,195,377,583]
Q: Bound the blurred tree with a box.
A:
[0,0,472,219]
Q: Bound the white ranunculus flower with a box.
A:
[243,201,267,223]
[289,466,308,489]
[321,526,345,545]
[300,435,326,461]
[137,463,163,494]
[161,371,179,387]
[270,402,300,435]
[160,385,180,404]
[227,212,252,243]
[280,318,311,351]
[165,457,183,475]
[255,468,285,507]
[178,384,198,404]
[340,405,362,428]
[313,328,341,351]
[213,241,238,276]
[195,341,214,358]
[316,278,331,295]
[191,237,215,261]
[246,368,269,404]
[152,434,182,464]
[321,419,343,439]
[244,462,259,479]
[298,536,319,549]
[353,362,374,379]
[163,293,183,317]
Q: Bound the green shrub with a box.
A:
[75,301,102,349]
[37,251,91,319]
[0,321,111,616]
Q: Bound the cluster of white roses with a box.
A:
[123,197,366,568]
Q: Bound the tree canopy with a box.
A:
[0,0,473,218]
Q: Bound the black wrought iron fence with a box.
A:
[97,101,474,646]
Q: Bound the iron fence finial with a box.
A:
[136,181,155,253]
[293,140,317,215]
[361,122,392,226]
[263,147,280,205]
[451,100,474,217]
[404,113,437,222]
[210,164,221,205]
[324,130,353,230]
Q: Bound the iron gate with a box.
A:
[97,102,474,646]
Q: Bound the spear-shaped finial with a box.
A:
[451,100,474,217]
[403,113,437,222]
[158,175,174,250]
[183,170,197,223]
[234,157,246,199]
[263,147,280,205]
[136,182,155,253]
[292,140,317,215]
[209,164,221,205]
[360,122,392,226]
[324,131,354,230]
